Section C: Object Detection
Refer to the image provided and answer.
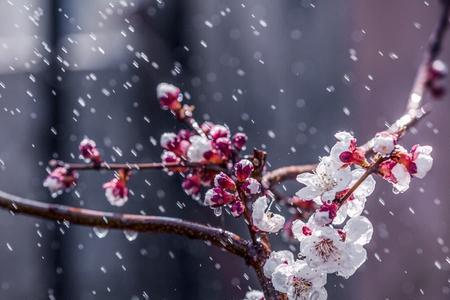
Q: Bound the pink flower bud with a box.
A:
[43,167,78,197]
[230,201,245,217]
[209,125,230,140]
[241,178,261,195]
[204,187,236,207]
[214,172,236,191]
[79,138,101,164]
[430,60,448,79]
[182,174,201,197]
[339,151,353,163]
[161,151,181,166]
[177,129,192,141]
[234,159,254,182]
[160,132,178,151]
[103,177,129,207]
[430,85,446,98]
[378,159,397,183]
[200,122,214,135]
[232,133,248,151]
[203,149,223,164]
[214,137,232,157]
[156,83,182,110]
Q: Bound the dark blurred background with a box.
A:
[0,0,449,299]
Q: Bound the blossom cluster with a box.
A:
[160,124,248,200]
[257,130,433,299]
[157,83,248,200]
[44,137,131,206]
[203,159,257,217]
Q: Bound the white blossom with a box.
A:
[271,260,327,300]
[252,196,285,233]
[103,178,128,207]
[372,132,396,155]
[187,135,212,162]
[300,216,373,278]
[43,176,65,195]
[296,156,352,202]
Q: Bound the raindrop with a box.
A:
[213,207,222,217]
[123,230,138,241]
[434,260,442,270]
[343,107,350,116]
[374,252,382,262]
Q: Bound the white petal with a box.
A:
[330,142,348,161]
[332,167,353,191]
[346,197,365,218]
[243,290,265,300]
[337,245,367,278]
[156,82,178,98]
[292,260,327,287]
[296,172,317,185]
[392,164,411,193]
[312,211,332,226]
[310,287,328,300]
[271,264,293,293]
[344,216,373,246]
[160,132,177,148]
[263,250,295,278]
[334,131,354,143]
[351,169,376,198]
[414,153,433,179]
[332,203,348,225]
[187,136,212,162]
[296,186,322,200]
[252,197,268,221]
[321,190,336,202]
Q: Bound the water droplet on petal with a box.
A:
[123,230,138,241]
[213,207,222,217]
[93,227,109,238]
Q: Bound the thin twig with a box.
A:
[49,159,226,173]
[0,190,250,259]
[262,164,317,188]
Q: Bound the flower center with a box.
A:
[291,276,312,299]
[317,171,337,191]
[314,238,338,261]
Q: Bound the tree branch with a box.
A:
[49,159,225,173]
[262,164,316,189]
[0,190,250,259]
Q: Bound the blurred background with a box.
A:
[0,0,449,299]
